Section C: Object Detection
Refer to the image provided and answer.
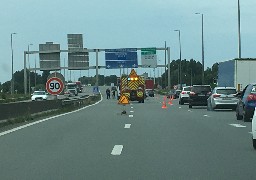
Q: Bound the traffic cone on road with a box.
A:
[168,97,173,105]
[162,97,167,109]
[162,101,167,109]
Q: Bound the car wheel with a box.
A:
[243,109,251,122]
[180,99,184,105]
[253,139,256,150]
[189,104,192,108]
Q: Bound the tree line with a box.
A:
[0,59,218,93]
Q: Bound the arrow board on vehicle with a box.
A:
[129,69,138,77]
[118,95,130,105]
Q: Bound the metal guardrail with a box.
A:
[0,95,100,121]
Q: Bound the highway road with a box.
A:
[0,90,255,179]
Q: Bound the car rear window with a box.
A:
[183,87,191,91]
[192,86,211,93]
[216,89,236,94]
[34,92,45,95]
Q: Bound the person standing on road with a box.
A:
[106,88,110,99]
[112,89,116,99]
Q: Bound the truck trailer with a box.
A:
[218,58,256,91]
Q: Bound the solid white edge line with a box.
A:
[124,124,131,128]
[0,93,103,137]
[111,145,123,155]
[229,124,246,128]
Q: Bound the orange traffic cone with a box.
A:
[168,98,173,105]
[162,100,167,109]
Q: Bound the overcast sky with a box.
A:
[0,0,255,83]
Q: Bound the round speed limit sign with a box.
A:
[46,77,64,95]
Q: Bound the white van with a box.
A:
[252,108,256,149]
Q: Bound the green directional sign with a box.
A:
[141,48,156,55]
[141,47,157,68]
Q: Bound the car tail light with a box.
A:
[213,94,221,98]
[182,91,186,94]
[247,94,256,101]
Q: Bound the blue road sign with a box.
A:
[105,48,138,69]
[93,86,99,94]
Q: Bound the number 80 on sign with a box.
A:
[46,77,64,95]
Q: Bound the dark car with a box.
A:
[167,89,180,99]
[175,90,181,99]
[236,83,256,122]
[146,89,154,97]
[188,85,211,108]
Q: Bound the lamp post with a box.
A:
[174,30,182,89]
[195,13,205,85]
[11,33,17,95]
[34,56,37,90]
[238,0,241,58]
[28,44,33,95]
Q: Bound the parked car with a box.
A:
[179,86,192,105]
[252,111,256,149]
[31,91,48,101]
[175,90,181,99]
[236,83,256,122]
[188,85,211,108]
[207,87,238,110]
[146,89,154,97]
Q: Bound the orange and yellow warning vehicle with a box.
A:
[120,69,145,103]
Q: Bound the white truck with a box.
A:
[253,107,256,149]
[218,58,256,91]
[66,82,78,96]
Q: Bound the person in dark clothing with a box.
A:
[106,88,111,99]
[112,90,116,99]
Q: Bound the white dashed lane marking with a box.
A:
[111,145,123,155]
[124,124,131,129]
[129,115,133,118]
[229,124,246,128]
[130,111,134,113]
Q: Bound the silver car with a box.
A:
[179,86,192,105]
[31,91,48,101]
[207,87,238,110]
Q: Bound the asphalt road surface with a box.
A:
[0,92,255,180]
